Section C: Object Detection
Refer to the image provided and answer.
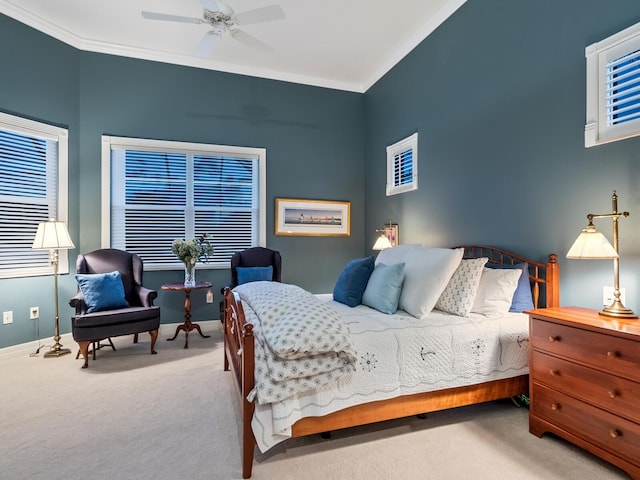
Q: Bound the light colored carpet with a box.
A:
[0,322,630,480]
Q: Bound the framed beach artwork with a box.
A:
[275,198,350,236]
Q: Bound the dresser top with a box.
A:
[527,306,640,338]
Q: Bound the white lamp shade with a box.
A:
[32,219,75,250]
[566,226,618,259]
[372,234,393,251]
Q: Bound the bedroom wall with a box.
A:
[364,0,640,313]
[0,14,365,349]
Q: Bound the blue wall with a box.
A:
[365,0,640,313]
[4,0,640,348]
[0,15,365,348]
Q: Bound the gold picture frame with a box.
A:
[275,198,350,236]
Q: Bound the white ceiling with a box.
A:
[0,0,466,93]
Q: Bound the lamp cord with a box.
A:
[29,316,47,357]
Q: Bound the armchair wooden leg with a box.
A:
[149,329,158,355]
[77,341,90,369]
[133,333,139,343]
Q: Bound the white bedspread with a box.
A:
[250,294,530,452]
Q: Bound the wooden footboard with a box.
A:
[224,248,559,479]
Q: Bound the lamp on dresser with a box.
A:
[566,190,637,319]
[32,218,75,357]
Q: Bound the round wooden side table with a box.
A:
[161,281,212,349]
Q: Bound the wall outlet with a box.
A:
[603,286,626,307]
[3,311,13,325]
[206,289,213,304]
[30,306,39,320]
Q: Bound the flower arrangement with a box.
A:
[172,233,214,285]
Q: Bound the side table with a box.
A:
[161,281,212,349]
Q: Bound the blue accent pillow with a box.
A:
[237,266,273,285]
[333,256,375,307]
[75,271,129,314]
[485,262,534,312]
[362,262,405,314]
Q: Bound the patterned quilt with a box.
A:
[248,294,530,452]
[234,282,357,405]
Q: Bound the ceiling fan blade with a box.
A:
[234,5,285,25]
[195,33,218,57]
[200,0,220,12]
[231,29,273,52]
[141,11,203,24]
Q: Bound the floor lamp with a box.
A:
[32,219,75,357]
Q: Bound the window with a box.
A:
[585,21,640,147]
[386,132,418,196]
[0,112,69,279]
[101,136,266,270]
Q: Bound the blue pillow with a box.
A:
[75,271,129,314]
[333,256,375,307]
[237,266,273,285]
[362,263,405,314]
[485,262,534,312]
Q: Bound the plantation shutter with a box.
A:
[607,50,640,127]
[386,132,418,196]
[0,122,64,278]
[110,145,260,269]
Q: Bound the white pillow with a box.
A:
[378,246,463,319]
[471,267,522,317]
[435,257,488,316]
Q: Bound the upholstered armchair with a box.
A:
[69,248,160,368]
[219,247,282,319]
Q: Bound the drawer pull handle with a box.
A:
[548,336,559,342]
[608,390,618,399]
[609,429,621,439]
[551,403,560,411]
[607,351,620,358]
[550,369,559,376]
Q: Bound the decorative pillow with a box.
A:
[379,246,464,319]
[485,262,534,312]
[435,257,488,316]
[237,266,273,285]
[75,271,129,314]
[333,256,375,307]
[470,267,522,317]
[362,262,405,314]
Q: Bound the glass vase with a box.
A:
[184,263,196,287]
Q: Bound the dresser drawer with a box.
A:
[531,350,640,424]
[531,383,640,464]
[531,318,640,383]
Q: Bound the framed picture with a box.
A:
[382,223,399,247]
[275,198,350,236]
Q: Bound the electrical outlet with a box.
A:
[30,306,39,320]
[3,311,13,325]
[603,286,626,306]
[206,289,213,304]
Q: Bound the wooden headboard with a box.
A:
[455,245,559,309]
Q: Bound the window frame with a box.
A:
[0,112,70,279]
[100,135,266,271]
[585,21,640,147]
[386,132,418,196]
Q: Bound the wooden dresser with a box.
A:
[528,307,640,480]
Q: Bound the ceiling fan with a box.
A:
[141,0,285,57]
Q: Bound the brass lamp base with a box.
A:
[44,345,71,358]
[600,300,638,319]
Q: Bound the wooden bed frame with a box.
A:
[223,246,560,478]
